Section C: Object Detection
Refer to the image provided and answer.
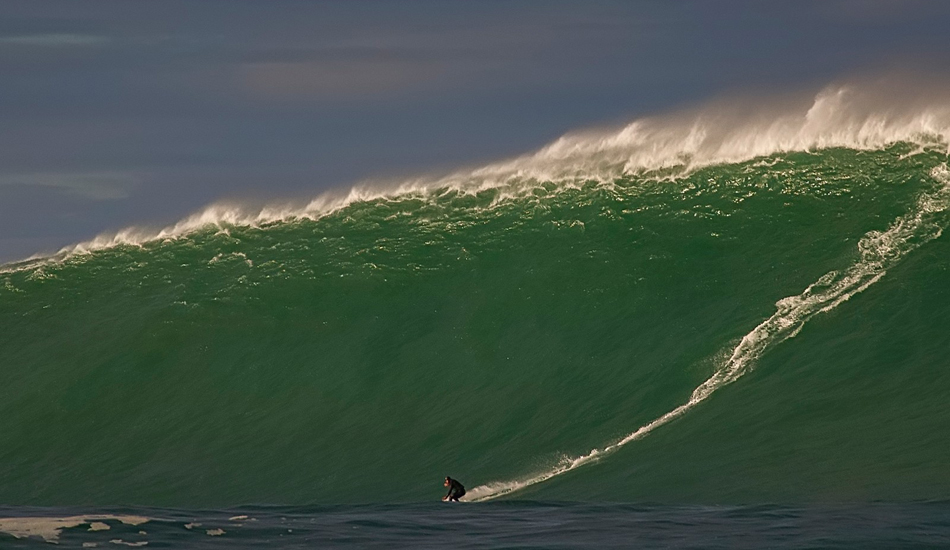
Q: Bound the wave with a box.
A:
[4,80,950,507]
[9,79,950,268]
[464,163,950,501]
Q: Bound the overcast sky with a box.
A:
[2,0,950,262]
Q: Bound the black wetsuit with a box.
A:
[444,478,466,501]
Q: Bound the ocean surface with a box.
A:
[2,502,950,548]
[3,86,950,547]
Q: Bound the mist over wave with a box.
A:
[9,77,950,267]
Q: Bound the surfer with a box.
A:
[442,476,465,502]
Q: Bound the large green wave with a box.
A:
[3,141,950,506]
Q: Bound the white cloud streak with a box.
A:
[0,33,111,47]
[0,172,139,200]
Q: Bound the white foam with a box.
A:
[464,164,950,501]
[0,515,150,543]
[6,80,950,269]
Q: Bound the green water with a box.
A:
[2,144,949,506]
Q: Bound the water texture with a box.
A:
[2,502,950,549]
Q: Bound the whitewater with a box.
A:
[8,81,950,266]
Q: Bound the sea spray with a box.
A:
[7,82,950,268]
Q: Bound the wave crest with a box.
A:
[9,79,950,267]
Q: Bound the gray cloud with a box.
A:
[815,0,941,23]
[232,16,645,101]
[240,56,448,99]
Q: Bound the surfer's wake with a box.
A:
[465,164,950,502]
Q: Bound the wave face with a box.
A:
[4,91,950,506]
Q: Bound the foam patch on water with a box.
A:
[5,80,950,270]
[0,515,150,543]
[465,164,950,501]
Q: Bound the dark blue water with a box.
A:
[2,502,950,548]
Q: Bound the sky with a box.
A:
[2,0,950,262]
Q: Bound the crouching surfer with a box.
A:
[442,476,465,502]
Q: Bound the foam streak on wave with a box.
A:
[464,164,950,502]
[8,81,950,268]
